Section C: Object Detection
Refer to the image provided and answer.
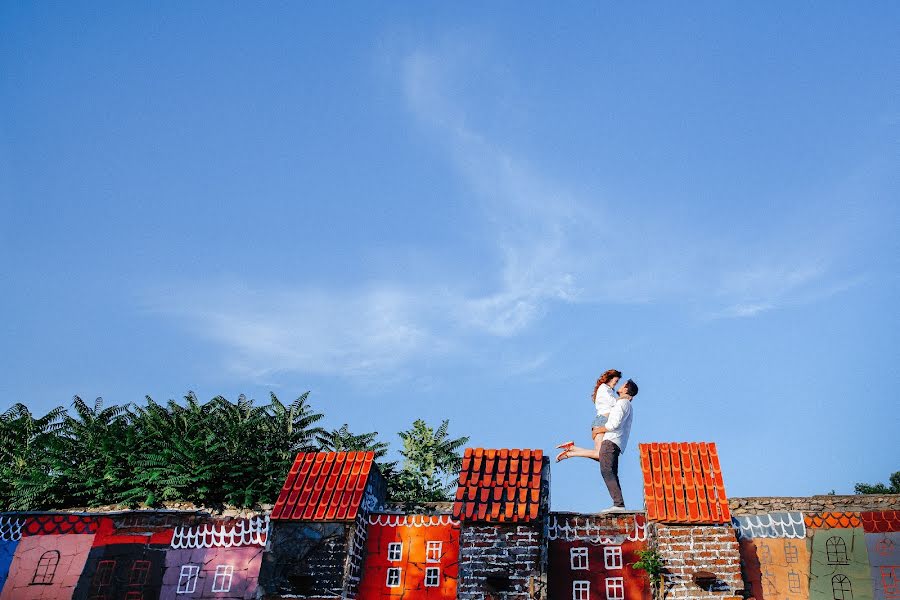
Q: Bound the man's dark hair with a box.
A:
[624,379,638,397]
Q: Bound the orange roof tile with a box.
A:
[271,451,377,521]
[861,511,900,533]
[804,512,862,530]
[452,447,546,524]
[639,442,731,524]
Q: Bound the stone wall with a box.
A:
[729,496,900,515]
[457,524,545,600]
[655,523,744,600]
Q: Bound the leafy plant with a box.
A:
[389,419,469,504]
[632,547,665,600]
[855,472,900,494]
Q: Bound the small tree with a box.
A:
[390,419,468,504]
[855,472,900,494]
[317,424,397,479]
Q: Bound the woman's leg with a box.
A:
[557,444,601,461]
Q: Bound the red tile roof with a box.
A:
[452,448,546,523]
[861,511,900,533]
[271,451,376,521]
[639,442,731,524]
[804,512,862,530]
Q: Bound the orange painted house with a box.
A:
[359,514,460,600]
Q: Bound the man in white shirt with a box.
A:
[592,379,637,512]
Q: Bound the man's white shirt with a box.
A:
[603,398,633,452]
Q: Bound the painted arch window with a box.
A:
[573,580,590,600]
[30,550,60,585]
[826,537,849,565]
[832,574,853,600]
[606,577,625,600]
[570,547,589,570]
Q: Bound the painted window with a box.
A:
[388,542,403,562]
[570,547,589,570]
[826,537,849,565]
[212,565,234,593]
[177,565,199,594]
[30,550,60,585]
[91,559,116,594]
[877,539,896,557]
[606,577,625,600]
[426,541,443,563]
[605,546,623,570]
[789,571,801,593]
[386,567,402,588]
[425,567,440,587]
[785,541,799,564]
[880,566,898,600]
[573,580,590,600]
[832,574,853,600]
[759,543,772,564]
[129,560,151,585]
[764,570,777,595]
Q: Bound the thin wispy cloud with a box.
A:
[148,38,867,378]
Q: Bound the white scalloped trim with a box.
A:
[546,515,647,543]
[367,514,460,527]
[0,516,24,542]
[170,515,269,549]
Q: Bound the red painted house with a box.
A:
[359,514,460,600]
[547,513,650,600]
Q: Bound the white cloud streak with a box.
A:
[148,40,867,378]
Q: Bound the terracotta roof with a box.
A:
[861,511,900,533]
[22,514,98,536]
[639,442,731,524]
[271,451,376,521]
[452,448,546,523]
[804,512,862,529]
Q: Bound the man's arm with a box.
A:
[603,399,628,433]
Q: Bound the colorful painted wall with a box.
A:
[358,514,460,600]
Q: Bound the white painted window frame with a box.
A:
[604,546,623,570]
[570,547,589,570]
[425,567,440,587]
[426,541,443,563]
[573,580,590,600]
[386,567,402,588]
[211,564,234,593]
[177,565,199,594]
[387,542,403,562]
[606,576,625,600]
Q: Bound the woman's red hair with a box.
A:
[591,369,622,402]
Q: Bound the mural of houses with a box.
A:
[862,512,900,600]
[806,513,873,600]
[0,514,98,600]
[258,450,387,599]
[0,444,898,600]
[358,513,460,600]
[546,513,650,600]
[733,512,810,600]
[160,515,269,599]
[452,447,551,600]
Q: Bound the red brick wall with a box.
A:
[655,524,743,600]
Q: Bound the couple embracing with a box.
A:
[555,369,638,513]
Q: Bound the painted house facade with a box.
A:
[0,444,897,600]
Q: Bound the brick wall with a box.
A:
[728,496,900,515]
[655,524,743,600]
[458,524,546,600]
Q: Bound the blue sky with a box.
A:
[1,3,898,512]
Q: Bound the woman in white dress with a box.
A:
[555,369,621,462]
